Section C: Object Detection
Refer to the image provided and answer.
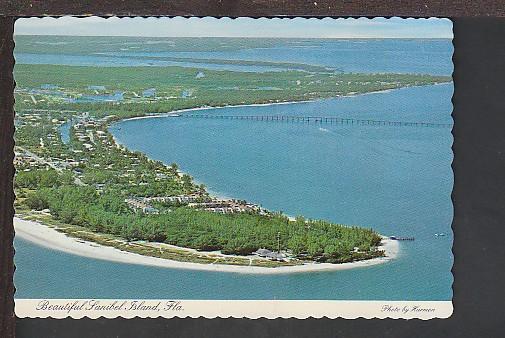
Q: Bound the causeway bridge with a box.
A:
[179,114,453,128]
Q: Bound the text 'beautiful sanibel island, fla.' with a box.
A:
[12,17,454,303]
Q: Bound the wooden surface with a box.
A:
[0,0,504,17]
[0,17,15,338]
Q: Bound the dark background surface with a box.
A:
[1,11,504,338]
[1,0,504,17]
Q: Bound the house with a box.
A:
[125,198,159,214]
[142,207,159,214]
[142,88,156,98]
[181,90,193,98]
[253,249,287,261]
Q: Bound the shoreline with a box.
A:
[14,217,399,275]
[115,81,453,123]
[109,82,452,204]
[115,98,318,123]
[15,83,440,275]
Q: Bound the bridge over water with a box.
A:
[179,114,453,128]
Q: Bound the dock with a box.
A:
[389,236,415,241]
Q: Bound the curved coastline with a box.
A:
[111,82,452,127]
[20,88,424,274]
[108,85,440,197]
[114,98,318,123]
[113,86,409,124]
[14,217,399,275]
[109,98,326,202]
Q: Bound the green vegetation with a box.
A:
[14,208,301,267]
[14,64,451,121]
[20,185,382,263]
[12,61,446,266]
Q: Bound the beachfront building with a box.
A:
[145,194,204,204]
[125,198,160,214]
[188,198,263,214]
[253,248,287,261]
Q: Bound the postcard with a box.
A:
[12,16,453,319]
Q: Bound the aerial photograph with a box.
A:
[13,17,454,301]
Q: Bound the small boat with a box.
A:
[435,233,446,237]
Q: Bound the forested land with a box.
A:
[13,62,434,264]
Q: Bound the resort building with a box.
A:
[125,198,160,214]
[253,249,287,261]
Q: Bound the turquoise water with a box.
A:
[15,84,454,300]
[14,38,454,300]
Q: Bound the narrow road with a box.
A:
[16,146,85,186]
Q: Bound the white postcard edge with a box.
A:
[15,299,453,319]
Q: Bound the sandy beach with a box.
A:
[115,84,440,124]
[21,94,401,275]
[118,99,317,122]
[14,217,399,275]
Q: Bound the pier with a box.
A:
[180,114,453,128]
[389,236,415,241]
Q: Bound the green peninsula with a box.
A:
[14,63,450,267]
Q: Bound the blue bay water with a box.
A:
[15,84,454,300]
[123,39,453,75]
[15,53,289,73]
[15,39,453,75]
[14,38,454,300]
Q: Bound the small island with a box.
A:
[13,63,449,270]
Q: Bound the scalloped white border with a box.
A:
[15,300,453,319]
[13,17,455,320]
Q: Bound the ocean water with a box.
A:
[14,38,453,75]
[15,53,289,73]
[15,84,454,300]
[14,38,454,300]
